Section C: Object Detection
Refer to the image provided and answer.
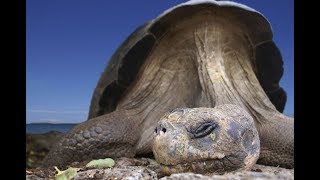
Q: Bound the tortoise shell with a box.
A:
[88,0,285,119]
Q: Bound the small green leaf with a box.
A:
[54,166,80,180]
[85,158,115,169]
[27,158,34,163]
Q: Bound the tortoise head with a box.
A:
[152,104,260,175]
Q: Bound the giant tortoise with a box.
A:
[42,0,294,174]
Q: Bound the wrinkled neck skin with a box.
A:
[116,12,293,166]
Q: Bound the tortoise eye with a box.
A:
[191,121,217,139]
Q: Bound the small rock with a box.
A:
[74,166,157,180]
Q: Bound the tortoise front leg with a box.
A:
[256,113,294,168]
[41,110,141,167]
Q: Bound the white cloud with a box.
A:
[27,109,87,114]
[26,108,88,124]
[38,118,68,124]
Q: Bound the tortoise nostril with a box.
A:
[155,123,168,135]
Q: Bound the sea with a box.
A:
[26,123,78,134]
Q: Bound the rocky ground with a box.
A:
[26,157,293,180]
[26,132,294,180]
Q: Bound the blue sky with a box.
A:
[26,0,294,124]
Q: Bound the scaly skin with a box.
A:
[42,110,141,167]
[257,113,294,168]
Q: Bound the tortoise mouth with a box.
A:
[158,155,244,175]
